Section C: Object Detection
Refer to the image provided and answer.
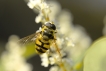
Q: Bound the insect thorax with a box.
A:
[41,25,55,41]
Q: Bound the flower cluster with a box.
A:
[27,0,51,23]
[27,0,92,71]
[0,35,32,71]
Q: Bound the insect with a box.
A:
[19,22,57,54]
[19,20,66,71]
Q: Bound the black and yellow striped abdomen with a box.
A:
[35,37,50,54]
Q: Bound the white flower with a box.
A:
[0,35,32,71]
[49,57,55,65]
[40,53,49,67]
[49,66,59,71]
[47,1,61,21]
[27,0,42,9]
[27,0,51,23]
[35,12,43,23]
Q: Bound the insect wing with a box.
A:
[19,32,40,45]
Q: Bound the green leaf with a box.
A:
[22,43,37,59]
[84,36,106,71]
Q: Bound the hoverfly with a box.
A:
[19,22,59,54]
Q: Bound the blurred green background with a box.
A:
[0,0,106,71]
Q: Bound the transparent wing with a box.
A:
[18,32,40,45]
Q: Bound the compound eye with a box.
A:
[45,22,56,30]
[50,24,56,30]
